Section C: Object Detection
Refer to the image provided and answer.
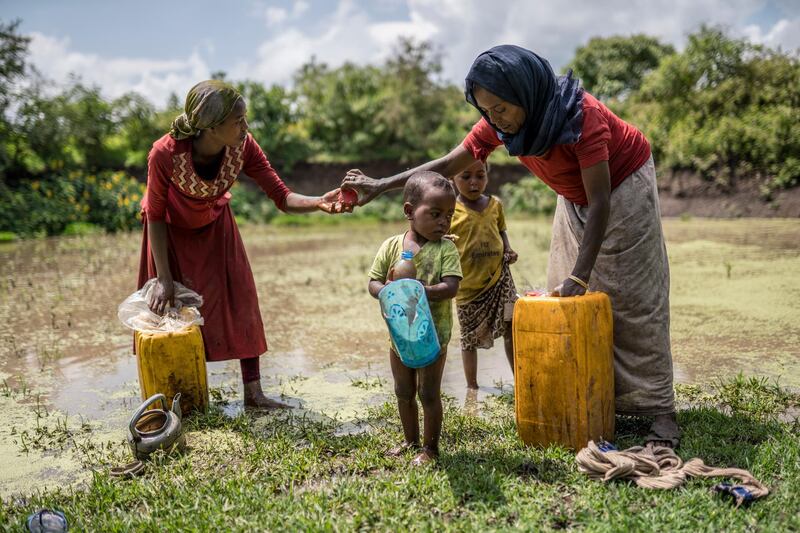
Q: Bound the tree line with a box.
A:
[0,20,798,236]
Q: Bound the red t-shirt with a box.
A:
[142,133,291,228]
[462,92,651,205]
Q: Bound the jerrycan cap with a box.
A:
[400,250,414,260]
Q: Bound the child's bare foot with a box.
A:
[463,388,479,416]
[386,441,419,457]
[410,447,438,466]
[243,380,291,409]
[466,382,479,390]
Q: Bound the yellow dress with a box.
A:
[450,196,506,305]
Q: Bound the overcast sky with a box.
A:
[3,0,799,106]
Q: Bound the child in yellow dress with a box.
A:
[368,171,462,465]
[450,160,518,389]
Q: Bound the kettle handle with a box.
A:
[129,393,167,440]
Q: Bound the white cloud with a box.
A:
[265,7,288,26]
[260,1,310,26]
[231,0,445,86]
[233,0,794,90]
[293,0,310,17]
[742,17,800,52]
[402,0,776,81]
[231,0,393,84]
[21,0,800,107]
[27,32,209,105]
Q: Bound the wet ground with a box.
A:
[1,217,798,497]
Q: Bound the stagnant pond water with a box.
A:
[1,217,798,497]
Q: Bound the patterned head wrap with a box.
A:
[465,45,584,157]
[169,80,243,140]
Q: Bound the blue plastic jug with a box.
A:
[378,279,440,368]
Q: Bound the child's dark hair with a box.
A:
[403,171,455,205]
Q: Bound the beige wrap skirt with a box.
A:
[546,155,675,416]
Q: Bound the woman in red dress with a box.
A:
[139,80,344,408]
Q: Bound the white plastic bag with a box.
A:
[118,278,204,333]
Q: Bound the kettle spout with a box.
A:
[171,392,182,420]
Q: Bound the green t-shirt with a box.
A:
[369,233,463,347]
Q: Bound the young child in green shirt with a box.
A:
[368,171,462,465]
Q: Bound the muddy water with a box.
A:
[1,217,798,497]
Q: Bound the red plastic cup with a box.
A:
[525,290,546,297]
[338,188,359,207]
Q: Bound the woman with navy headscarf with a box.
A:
[342,45,679,447]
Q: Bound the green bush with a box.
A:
[62,222,103,236]
[499,177,557,216]
[77,171,145,232]
[351,193,405,222]
[0,171,144,236]
[228,181,280,224]
[621,26,800,191]
[0,178,81,236]
[229,182,406,225]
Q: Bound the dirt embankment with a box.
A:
[276,160,529,197]
[655,169,800,218]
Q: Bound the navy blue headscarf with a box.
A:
[465,45,584,157]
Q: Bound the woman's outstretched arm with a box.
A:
[341,145,477,205]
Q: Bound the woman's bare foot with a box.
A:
[386,441,419,457]
[410,447,438,466]
[243,380,291,409]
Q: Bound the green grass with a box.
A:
[61,222,104,236]
[0,231,16,243]
[2,377,798,532]
[0,218,798,530]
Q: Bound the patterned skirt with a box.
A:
[456,264,518,351]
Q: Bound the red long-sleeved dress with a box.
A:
[138,133,290,361]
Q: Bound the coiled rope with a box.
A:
[576,441,769,506]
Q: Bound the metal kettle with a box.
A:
[127,393,185,460]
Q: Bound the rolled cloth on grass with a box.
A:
[170,80,243,140]
[547,155,676,417]
[576,440,769,506]
[464,44,583,157]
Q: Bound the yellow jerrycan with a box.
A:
[134,325,209,415]
[513,292,614,450]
